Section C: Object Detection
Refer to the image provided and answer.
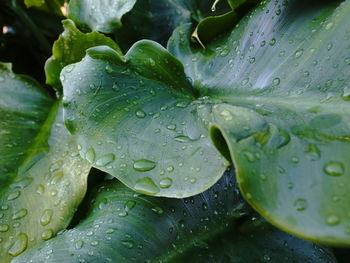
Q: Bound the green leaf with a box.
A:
[64,0,350,244]
[45,19,122,89]
[0,63,91,261]
[67,0,137,33]
[62,42,229,197]
[14,169,336,263]
[167,0,350,244]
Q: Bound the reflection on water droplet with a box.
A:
[8,233,27,256]
[294,198,307,211]
[40,209,53,226]
[12,209,27,220]
[41,229,53,240]
[324,161,344,176]
[326,214,340,225]
[134,177,160,195]
[159,178,173,188]
[133,159,156,172]
[85,148,95,164]
[136,109,146,118]
[96,154,115,167]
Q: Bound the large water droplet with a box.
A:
[12,209,27,220]
[293,198,307,211]
[7,190,21,201]
[0,224,9,232]
[8,233,28,256]
[133,159,156,172]
[96,154,115,167]
[326,214,340,225]
[324,161,344,176]
[40,209,53,226]
[85,148,95,164]
[134,177,160,195]
[41,229,53,240]
[159,178,173,188]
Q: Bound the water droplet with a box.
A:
[269,38,276,46]
[325,22,334,30]
[166,166,174,172]
[133,159,156,172]
[149,58,156,66]
[243,150,255,162]
[344,57,350,65]
[324,161,344,176]
[40,209,53,226]
[342,86,350,100]
[85,148,95,164]
[151,206,164,214]
[119,211,128,217]
[96,154,115,167]
[136,109,146,118]
[41,229,53,240]
[0,224,9,232]
[91,241,99,246]
[294,198,307,211]
[326,214,340,225]
[12,208,27,220]
[7,190,21,201]
[134,177,160,195]
[75,240,84,250]
[174,135,191,143]
[219,109,233,121]
[8,233,28,256]
[291,157,299,163]
[121,240,134,249]
[272,78,280,85]
[189,178,197,184]
[159,178,173,188]
[294,49,304,58]
[276,129,291,148]
[167,124,176,130]
[124,200,136,211]
[105,63,114,73]
[65,64,75,73]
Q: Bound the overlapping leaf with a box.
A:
[62,0,350,244]
[0,64,91,262]
[14,169,336,263]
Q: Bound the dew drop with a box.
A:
[96,154,115,167]
[166,124,176,130]
[166,166,174,172]
[272,78,280,85]
[40,209,53,226]
[159,178,173,188]
[135,109,146,118]
[174,135,191,143]
[134,177,160,195]
[325,22,334,30]
[293,198,307,211]
[133,159,156,172]
[121,240,134,249]
[294,49,304,58]
[0,224,9,232]
[85,148,95,164]
[324,161,344,176]
[326,214,340,225]
[8,233,28,256]
[75,240,84,250]
[151,206,164,214]
[7,190,21,201]
[124,200,136,211]
[12,208,27,220]
[149,58,156,66]
[219,109,233,121]
[41,229,53,240]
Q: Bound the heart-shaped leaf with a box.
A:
[0,63,91,261]
[14,169,336,263]
[63,0,350,244]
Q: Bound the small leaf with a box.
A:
[15,169,336,263]
[45,19,122,89]
[0,63,91,261]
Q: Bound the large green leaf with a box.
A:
[62,43,229,197]
[45,19,122,89]
[0,64,91,261]
[63,0,350,244]
[167,0,350,244]
[14,169,336,263]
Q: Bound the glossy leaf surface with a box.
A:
[0,64,91,261]
[45,19,122,88]
[15,169,336,263]
[63,0,350,244]
[62,43,229,197]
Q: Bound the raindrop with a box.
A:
[124,200,136,211]
[121,240,134,249]
[294,49,304,58]
[12,209,27,220]
[326,214,340,226]
[75,240,84,250]
[151,206,164,214]
[7,190,21,201]
[324,161,344,176]
[134,177,160,195]
[41,229,53,240]
[149,58,156,66]
[133,159,156,172]
[166,166,174,172]
[219,109,233,121]
[8,233,27,256]
[159,178,173,188]
[167,124,176,130]
[40,209,53,226]
[135,109,146,118]
[96,154,115,167]
[0,224,9,232]
[293,198,307,211]
[273,78,280,85]
[85,148,95,164]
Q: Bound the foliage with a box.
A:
[0,0,350,262]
